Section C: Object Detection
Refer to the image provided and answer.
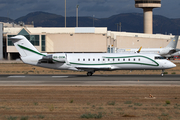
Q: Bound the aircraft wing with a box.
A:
[75,65,118,71]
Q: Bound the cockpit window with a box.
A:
[155,56,166,60]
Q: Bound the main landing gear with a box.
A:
[87,72,94,76]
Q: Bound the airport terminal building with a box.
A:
[2,0,176,60]
[2,23,179,60]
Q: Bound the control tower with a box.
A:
[135,0,161,34]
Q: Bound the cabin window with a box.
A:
[103,59,105,61]
[134,59,136,61]
[83,59,85,61]
[93,59,95,61]
[138,59,140,61]
[128,59,130,61]
[113,59,115,61]
[123,59,125,61]
[78,59,80,61]
[98,59,100,61]
[118,59,120,61]
[108,59,110,61]
[88,59,90,61]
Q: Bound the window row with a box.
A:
[155,56,165,60]
[78,58,141,62]
[8,35,40,46]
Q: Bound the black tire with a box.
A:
[87,72,92,76]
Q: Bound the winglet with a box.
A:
[137,46,142,53]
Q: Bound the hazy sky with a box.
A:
[1,0,180,19]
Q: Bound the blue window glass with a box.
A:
[41,35,46,51]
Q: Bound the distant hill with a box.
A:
[0,11,179,34]
[0,17,14,23]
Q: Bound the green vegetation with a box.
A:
[38,115,45,119]
[92,105,95,108]
[134,103,143,106]
[98,107,104,109]
[20,116,28,120]
[128,105,133,107]
[171,72,176,74]
[81,112,102,119]
[70,99,74,103]
[161,113,168,116]
[87,102,91,105]
[107,101,115,105]
[116,108,122,111]
[164,72,168,74]
[34,102,38,106]
[49,104,54,112]
[165,100,170,104]
[7,116,17,120]
[124,101,132,104]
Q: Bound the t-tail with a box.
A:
[165,35,179,49]
[9,35,46,65]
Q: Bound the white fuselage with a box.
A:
[117,48,174,57]
[10,35,177,76]
[21,53,176,71]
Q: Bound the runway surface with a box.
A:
[0,74,180,86]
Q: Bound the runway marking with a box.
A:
[8,76,26,78]
[52,76,69,78]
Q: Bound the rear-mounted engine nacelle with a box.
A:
[38,55,53,63]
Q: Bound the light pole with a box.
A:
[93,15,95,27]
[119,22,121,32]
[116,23,119,31]
[65,0,66,27]
[76,5,79,27]
[116,22,121,32]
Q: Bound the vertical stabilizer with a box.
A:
[165,36,179,48]
[9,35,44,57]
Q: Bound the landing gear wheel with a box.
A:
[87,72,93,76]
[161,73,164,77]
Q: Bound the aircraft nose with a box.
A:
[168,62,176,68]
[172,63,176,68]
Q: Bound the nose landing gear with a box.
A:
[161,69,164,77]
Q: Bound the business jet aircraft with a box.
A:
[10,35,176,76]
[117,36,179,58]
